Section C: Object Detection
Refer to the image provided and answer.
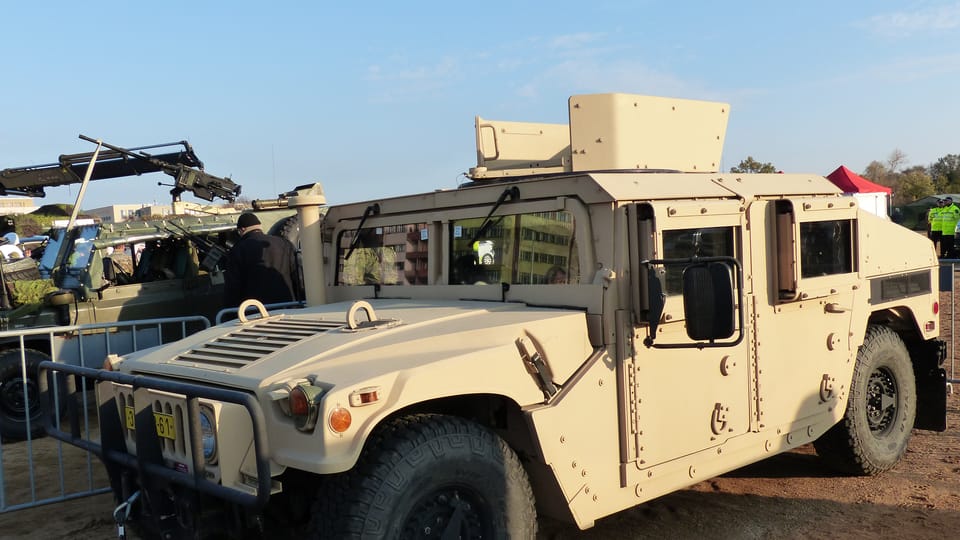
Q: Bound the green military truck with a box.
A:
[43,94,947,539]
[0,140,298,439]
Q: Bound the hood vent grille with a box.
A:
[171,317,343,369]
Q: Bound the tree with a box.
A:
[886,149,908,174]
[893,166,935,205]
[862,160,892,188]
[730,156,777,174]
[929,154,960,193]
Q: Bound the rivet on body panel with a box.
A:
[635,485,643,497]
[688,466,697,478]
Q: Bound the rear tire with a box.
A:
[310,414,537,539]
[814,326,916,475]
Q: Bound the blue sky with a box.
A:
[2,1,958,209]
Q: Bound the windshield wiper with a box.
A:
[469,186,519,246]
[344,203,381,260]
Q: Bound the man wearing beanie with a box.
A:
[223,212,300,308]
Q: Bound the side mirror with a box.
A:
[682,262,735,341]
[640,256,742,349]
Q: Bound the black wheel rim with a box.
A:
[0,374,39,420]
[866,366,898,436]
[401,486,493,539]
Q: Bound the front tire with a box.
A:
[312,414,537,539]
[814,325,916,475]
[0,348,52,440]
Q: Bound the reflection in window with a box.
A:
[336,223,429,285]
[450,211,578,285]
[662,227,737,294]
[800,220,853,278]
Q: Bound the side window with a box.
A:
[449,211,578,285]
[661,227,737,295]
[336,223,428,286]
[799,220,853,278]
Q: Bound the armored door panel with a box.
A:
[634,330,751,465]
[626,201,752,467]
[747,200,858,429]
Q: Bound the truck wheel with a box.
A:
[313,414,537,539]
[0,349,52,440]
[813,326,916,475]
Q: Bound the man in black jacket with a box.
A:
[224,213,300,308]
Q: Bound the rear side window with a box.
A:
[799,220,853,278]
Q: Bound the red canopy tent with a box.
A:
[826,165,892,194]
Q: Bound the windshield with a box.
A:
[38,229,65,278]
[40,225,101,288]
[66,225,101,271]
[450,210,578,285]
[336,224,426,285]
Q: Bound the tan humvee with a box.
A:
[41,94,948,539]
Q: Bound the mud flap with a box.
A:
[912,339,947,432]
[915,367,947,432]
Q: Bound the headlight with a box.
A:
[289,383,325,432]
[198,406,218,464]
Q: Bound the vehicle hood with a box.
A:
[119,299,593,392]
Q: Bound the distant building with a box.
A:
[0,197,39,215]
[85,202,238,223]
[85,204,175,223]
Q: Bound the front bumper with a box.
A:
[37,361,272,511]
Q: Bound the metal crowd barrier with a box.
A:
[940,260,959,392]
[0,316,210,513]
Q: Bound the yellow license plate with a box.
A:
[124,406,177,440]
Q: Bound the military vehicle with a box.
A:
[0,140,297,439]
[42,94,947,539]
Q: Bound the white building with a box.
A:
[0,197,39,215]
[85,204,173,223]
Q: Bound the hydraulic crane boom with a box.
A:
[0,138,242,202]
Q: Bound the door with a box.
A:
[626,201,752,467]
[747,199,858,429]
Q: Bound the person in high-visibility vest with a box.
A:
[929,198,945,254]
[940,196,960,258]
